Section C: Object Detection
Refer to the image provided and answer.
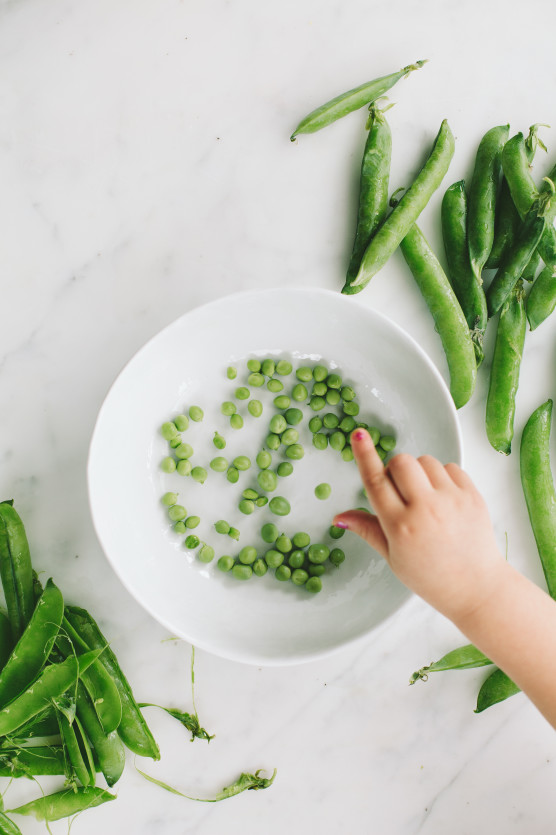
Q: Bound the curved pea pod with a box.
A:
[0,746,67,777]
[76,681,126,787]
[0,612,13,674]
[0,502,35,642]
[65,605,159,760]
[485,281,526,455]
[0,813,22,834]
[484,178,521,270]
[441,180,488,365]
[520,399,556,599]
[398,221,477,408]
[409,643,492,684]
[290,60,426,139]
[56,709,96,787]
[57,613,122,734]
[475,667,521,713]
[526,264,556,330]
[0,578,63,708]
[8,786,115,822]
[0,649,102,737]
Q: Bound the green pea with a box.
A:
[296,366,313,382]
[174,521,186,534]
[242,488,259,500]
[326,389,341,406]
[258,469,278,492]
[276,359,293,375]
[323,413,340,429]
[233,455,251,471]
[226,366,237,380]
[189,405,204,422]
[266,433,281,450]
[312,382,327,397]
[288,550,305,569]
[213,432,226,449]
[339,416,356,433]
[239,499,255,515]
[377,446,387,461]
[199,544,215,563]
[256,449,272,469]
[269,414,287,434]
[309,396,326,411]
[285,408,303,425]
[306,576,323,593]
[285,444,304,460]
[314,483,331,500]
[230,414,244,430]
[261,359,276,377]
[239,546,257,565]
[261,523,279,544]
[169,437,182,449]
[247,358,261,372]
[326,373,342,389]
[329,525,345,540]
[185,534,200,549]
[275,534,292,553]
[191,466,207,483]
[277,462,293,477]
[214,520,231,535]
[267,378,284,393]
[253,559,268,577]
[269,496,291,516]
[248,372,265,387]
[368,427,381,445]
[329,548,345,567]
[292,383,308,402]
[379,435,396,451]
[232,564,253,581]
[174,414,190,432]
[161,492,178,506]
[265,550,284,568]
[274,395,291,410]
[161,456,176,473]
[292,568,309,586]
[257,498,269,507]
[185,516,201,528]
[312,433,328,451]
[343,401,360,417]
[227,466,239,483]
[330,431,346,451]
[175,443,194,461]
[308,416,323,433]
[281,428,299,446]
[342,446,354,462]
[340,385,356,401]
[228,527,240,541]
[309,564,326,577]
[235,387,250,400]
[168,505,187,522]
[161,421,179,440]
[313,364,328,382]
[356,422,370,430]
[221,401,237,416]
[218,555,234,572]
[210,457,228,472]
[293,532,310,548]
[308,543,329,564]
[248,399,263,417]
[275,565,292,581]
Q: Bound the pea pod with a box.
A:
[65,605,159,760]
[8,787,115,822]
[398,220,477,408]
[485,281,526,454]
[527,264,556,330]
[520,399,556,598]
[345,103,392,285]
[0,502,35,642]
[290,60,426,139]
[10,707,60,740]
[0,613,13,674]
[475,668,521,713]
[0,746,67,777]
[467,124,509,281]
[0,813,21,834]
[0,649,102,737]
[76,682,126,787]
[0,578,63,708]
[57,709,95,788]
[343,120,455,294]
[409,644,491,684]
[441,180,487,365]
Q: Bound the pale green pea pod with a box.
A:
[409,644,492,684]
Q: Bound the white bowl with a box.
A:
[88,288,462,666]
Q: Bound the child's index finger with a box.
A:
[351,429,405,516]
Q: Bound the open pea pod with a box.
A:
[56,709,96,788]
[8,787,115,822]
[76,682,125,787]
[0,502,34,643]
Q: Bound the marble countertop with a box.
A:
[2,0,556,832]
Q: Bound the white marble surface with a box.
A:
[2,0,556,831]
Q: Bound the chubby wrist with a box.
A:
[443,554,511,630]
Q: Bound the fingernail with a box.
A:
[334,521,349,529]
[352,430,366,441]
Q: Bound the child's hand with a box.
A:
[333,429,506,624]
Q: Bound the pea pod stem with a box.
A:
[290,60,426,139]
[343,120,455,293]
[0,502,35,643]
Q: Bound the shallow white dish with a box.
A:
[88,287,462,666]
